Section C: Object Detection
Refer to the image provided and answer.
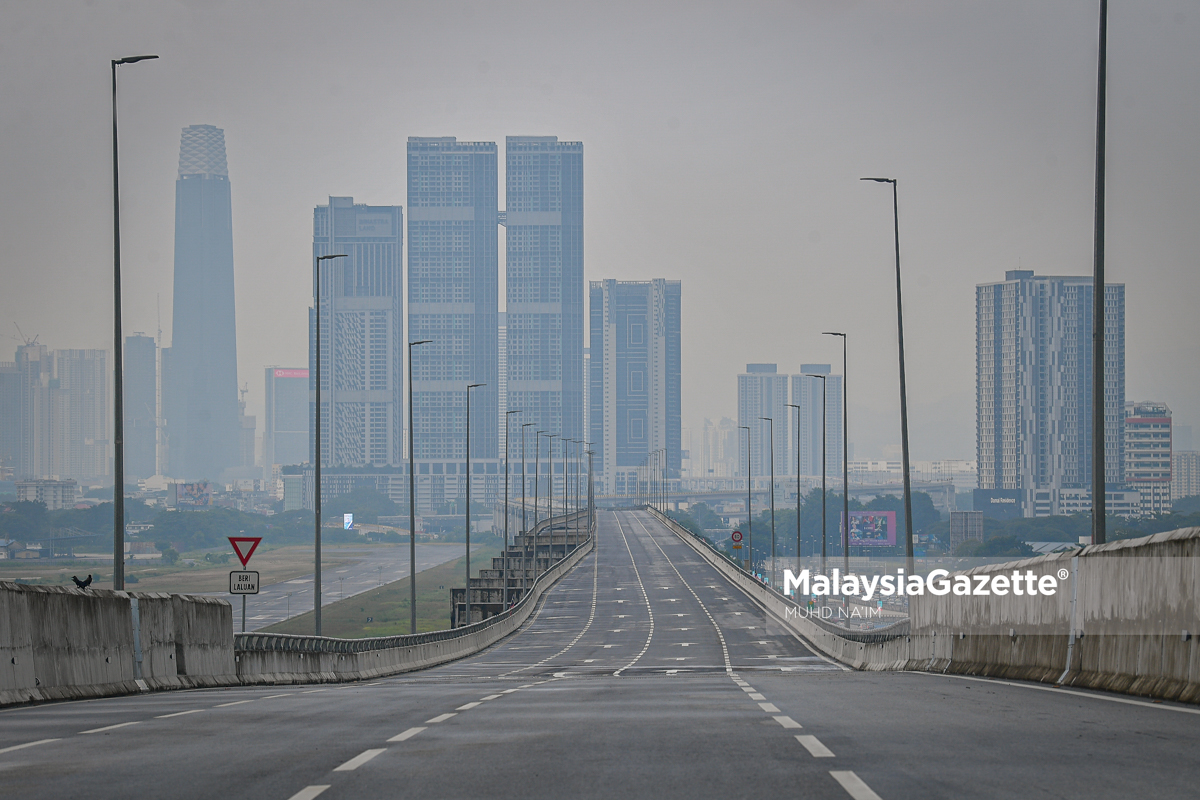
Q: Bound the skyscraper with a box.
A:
[311,198,404,468]
[124,334,157,479]
[588,279,681,495]
[790,364,843,478]
[1124,401,1172,516]
[264,367,310,473]
[407,138,499,461]
[504,136,584,450]
[738,364,789,478]
[164,124,239,480]
[52,350,108,480]
[976,270,1125,516]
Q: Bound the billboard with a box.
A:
[273,368,309,379]
[845,511,897,547]
[343,513,354,530]
[973,488,1024,520]
[174,481,213,508]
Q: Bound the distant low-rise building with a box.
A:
[949,510,983,551]
[1172,451,1200,503]
[15,478,78,510]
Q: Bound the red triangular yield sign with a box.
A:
[228,537,262,568]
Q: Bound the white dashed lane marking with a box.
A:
[79,721,140,735]
[796,735,835,758]
[758,702,781,713]
[285,786,329,800]
[774,716,802,729]
[456,702,482,710]
[333,748,386,771]
[156,709,203,719]
[830,770,884,800]
[0,738,60,755]
[426,713,456,723]
[387,727,426,742]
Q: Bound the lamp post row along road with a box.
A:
[464,382,485,626]
[822,332,850,579]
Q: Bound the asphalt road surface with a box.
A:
[208,543,480,631]
[2,510,1197,799]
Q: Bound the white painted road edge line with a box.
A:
[333,748,387,771]
[426,713,456,723]
[215,700,255,708]
[285,786,330,800]
[156,709,204,719]
[830,770,883,800]
[796,734,835,758]
[387,727,427,742]
[773,715,802,729]
[79,721,141,734]
[0,738,60,755]
[908,671,1200,715]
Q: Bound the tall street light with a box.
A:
[313,252,348,636]
[862,177,915,571]
[740,425,752,573]
[533,430,546,528]
[464,382,485,625]
[1091,0,1110,545]
[548,433,559,562]
[803,373,829,575]
[407,339,431,634]
[110,53,158,591]
[786,403,803,578]
[823,331,849,578]
[504,409,522,607]
[760,417,776,590]
[521,422,534,597]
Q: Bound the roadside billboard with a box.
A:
[174,481,213,508]
[844,510,897,547]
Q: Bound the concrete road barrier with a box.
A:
[653,508,1200,704]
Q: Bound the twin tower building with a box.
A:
[167,129,676,495]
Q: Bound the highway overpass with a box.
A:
[2,509,1197,799]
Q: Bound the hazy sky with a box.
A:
[3,0,1198,462]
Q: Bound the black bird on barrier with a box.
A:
[71,574,93,589]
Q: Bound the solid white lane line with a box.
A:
[910,671,1200,716]
[263,694,294,699]
[0,738,60,755]
[796,735,835,757]
[155,709,204,719]
[456,702,482,710]
[215,700,255,707]
[480,694,502,701]
[285,786,330,800]
[748,693,766,701]
[773,716,802,729]
[79,721,141,734]
[758,702,781,713]
[387,727,426,742]
[302,689,328,694]
[613,512,655,677]
[333,748,386,771]
[830,771,883,800]
[426,713,456,723]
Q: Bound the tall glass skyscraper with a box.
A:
[407,138,499,461]
[976,270,1125,516]
[164,124,239,480]
[588,279,681,496]
[504,136,584,450]
[311,198,404,468]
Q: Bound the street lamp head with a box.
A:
[409,339,431,346]
[507,409,522,415]
[860,177,895,184]
[822,331,846,338]
[467,383,485,389]
[115,55,159,65]
[318,253,349,261]
[759,417,772,422]
[522,422,534,428]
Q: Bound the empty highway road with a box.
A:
[1,510,1197,799]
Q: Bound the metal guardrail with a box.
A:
[235,509,593,655]
[649,507,911,643]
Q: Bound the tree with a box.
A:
[323,487,398,524]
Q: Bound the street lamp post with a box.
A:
[803,374,829,575]
[464,383,485,626]
[313,252,349,636]
[760,417,776,590]
[521,422,534,597]
[1091,0,1110,545]
[548,433,559,563]
[786,403,803,578]
[823,332,849,578]
[862,177,915,571]
[110,53,158,592]
[740,425,752,573]
[506,412,525,606]
[407,339,431,634]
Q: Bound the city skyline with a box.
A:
[1,2,1199,466]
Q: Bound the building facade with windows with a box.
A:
[588,279,681,496]
[738,364,790,480]
[311,197,404,468]
[163,124,240,481]
[1124,401,1172,516]
[124,334,157,479]
[407,137,499,463]
[976,270,1125,517]
[790,364,844,479]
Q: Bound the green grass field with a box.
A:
[261,546,501,638]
